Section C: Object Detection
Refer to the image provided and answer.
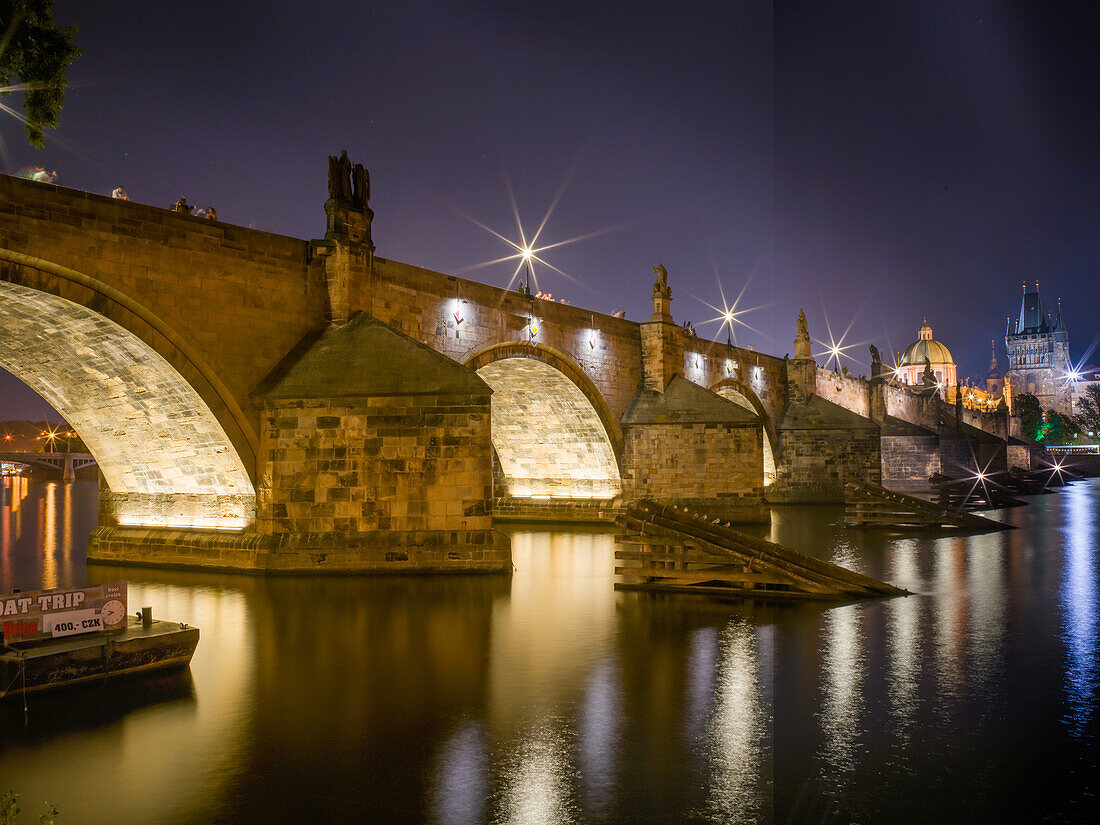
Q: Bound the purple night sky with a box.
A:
[2,0,1097,419]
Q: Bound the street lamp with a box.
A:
[517,247,534,297]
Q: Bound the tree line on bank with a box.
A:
[1016,385,1100,445]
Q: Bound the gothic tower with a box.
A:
[1005,282,1073,415]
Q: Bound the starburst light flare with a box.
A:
[812,298,869,371]
[692,266,773,346]
[448,168,631,297]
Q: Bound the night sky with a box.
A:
[2,0,1097,419]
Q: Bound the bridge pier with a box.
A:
[88,312,512,574]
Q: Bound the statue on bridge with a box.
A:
[328,151,371,210]
[869,343,882,377]
[327,149,354,205]
[324,150,375,248]
[796,308,809,340]
[921,356,936,387]
[352,163,370,209]
[653,263,668,290]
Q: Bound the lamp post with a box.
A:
[517,247,533,297]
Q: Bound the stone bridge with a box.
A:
[0,171,1021,572]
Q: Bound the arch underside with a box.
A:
[0,280,254,529]
[476,358,621,499]
[713,386,776,486]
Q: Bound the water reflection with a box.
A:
[1060,482,1098,737]
[933,538,968,702]
[495,721,578,825]
[2,481,1099,824]
[700,620,767,824]
[885,591,922,741]
[819,605,864,776]
[432,720,489,825]
[576,659,623,817]
[1,477,94,590]
[965,531,1007,696]
[2,574,254,825]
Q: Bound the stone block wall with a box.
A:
[259,395,493,535]
[770,428,881,503]
[369,258,644,421]
[243,393,510,571]
[620,422,766,520]
[881,435,940,485]
[815,369,872,417]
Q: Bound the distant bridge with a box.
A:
[0,451,97,481]
[0,170,1026,572]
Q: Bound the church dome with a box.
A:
[899,321,954,366]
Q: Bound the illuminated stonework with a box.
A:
[714,387,776,485]
[0,280,254,529]
[476,358,621,499]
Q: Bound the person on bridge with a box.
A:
[204,206,218,221]
[172,196,193,215]
[111,186,129,200]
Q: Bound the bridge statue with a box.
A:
[324,150,374,248]
[352,163,370,209]
[793,308,813,359]
[327,149,353,205]
[652,263,668,289]
[869,343,882,377]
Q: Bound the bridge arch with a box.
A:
[709,377,777,486]
[0,252,256,529]
[465,342,622,499]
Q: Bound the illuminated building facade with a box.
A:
[896,320,956,394]
[1005,282,1073,415]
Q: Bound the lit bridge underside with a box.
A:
[714,386,776,485]
[0,280,254,529]
[476,358,621,500]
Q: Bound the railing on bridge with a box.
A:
[1046,444,1100,455]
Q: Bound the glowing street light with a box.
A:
[450,171,629,298]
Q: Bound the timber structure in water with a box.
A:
[615,499,909,600]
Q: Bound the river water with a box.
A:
[1,477,1097,824]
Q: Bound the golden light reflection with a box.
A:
[41,481,57,589]
[490,529,618,722]
[0,578,254,823]
[932,538,969,701]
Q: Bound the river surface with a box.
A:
[1,476,1097,823]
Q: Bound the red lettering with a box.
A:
[3,619,38,639]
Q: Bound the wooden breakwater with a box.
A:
[845,480,1012,530]
[615,499,908,601]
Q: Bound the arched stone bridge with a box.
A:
[0,172,1018,572]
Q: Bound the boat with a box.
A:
[1,615,198,699]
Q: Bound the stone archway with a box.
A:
[465,344,621,499]
[0,278,254,529]
[710,378,777,486]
